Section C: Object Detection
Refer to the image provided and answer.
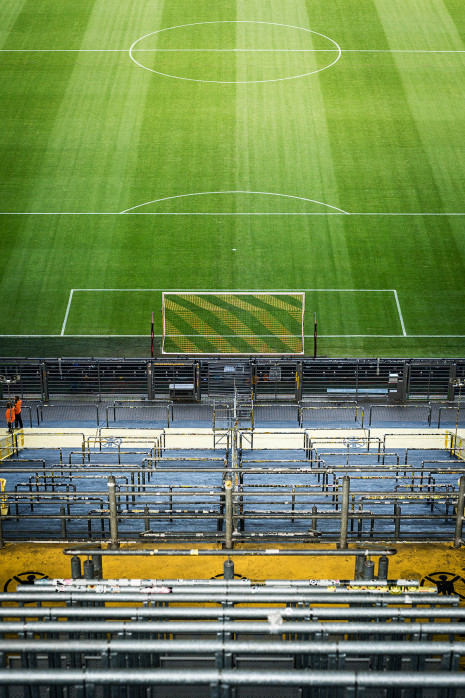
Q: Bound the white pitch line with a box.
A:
[60,289,74,336]
[2,212,465,216]
[1,48,465,53]
[57,288,411,338]
[2,333,465,338]
[393,290,407,337]
[120,191,348,215]
[65,288,406,292]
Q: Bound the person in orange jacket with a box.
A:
[5,402,15,433]
[14,396,23,429]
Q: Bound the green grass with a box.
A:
[0,0,465,357]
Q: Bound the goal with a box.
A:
[162,292,305,354]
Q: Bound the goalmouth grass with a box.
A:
[162,292,305,354]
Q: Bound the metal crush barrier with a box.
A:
[107,400,170,427]
[252,402,300,426]
[1,464,465,546]
[300,404,363,427]
[0,432,15,461]
[438,402,465,428]
[1,418,464,546]
[171,402,213,424]
[37,402,99,426]
[0,571,464,698]
[448,433,465,462]
[369,404,432,426]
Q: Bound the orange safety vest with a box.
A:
[15,399,21,414]
[5,408,15,423]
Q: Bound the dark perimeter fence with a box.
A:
[0,357,464,402]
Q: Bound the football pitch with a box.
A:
[1,0,465,357]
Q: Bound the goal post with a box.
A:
[162,292,305,354]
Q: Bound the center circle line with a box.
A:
[120,191,349,214]
[128,20,342,84]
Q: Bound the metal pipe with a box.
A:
[454,474,465,548]
[2,669,465,688]
[62,547,396,557]
[107,477,119,549]
[23,576,420,588]
[60,505,66,539]
[0,592,449,608]
[224,480,233,549]
[339,476,349,549]
[1,604,459,620]
[0,638,463,656]
[2,620,465,641]
[1,464,463,475]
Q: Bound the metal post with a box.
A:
[295,362,303,401]
[339,476,350,550]
[144,505,150,533]
[83,559,95,580]
[251,362,257,401]
[448,365,457,401]
[60,506,66,539]
[97,361,101,402]
[0,511,3,550]
[92,553,103,580]
[147,362,154,401]
[354,556,364,580]
[108,477,119,549]
[362,558,375,580]
[223,559,234,580]
[394,504,401,539]
[224,480,233,550]
[454,475,465,548]
[378,556,389,580]
[455,382,465,439]
[404,363,411,401]
[311,505,318,533]
[39,362,49,402]
[195,362,201,401]
[71,556,81,579]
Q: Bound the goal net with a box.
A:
[162,292,305,354]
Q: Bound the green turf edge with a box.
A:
[0,336,463,359]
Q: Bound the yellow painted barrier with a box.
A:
[0,433,14,461]
[0,478,7,516]
[447,431,465,461]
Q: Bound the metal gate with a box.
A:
[207,361,252,398]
